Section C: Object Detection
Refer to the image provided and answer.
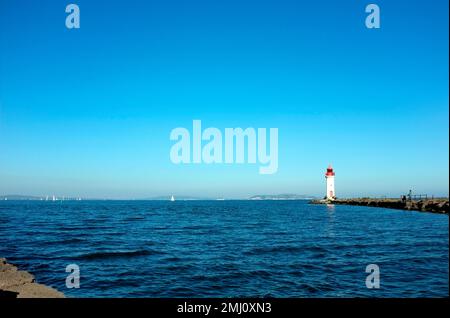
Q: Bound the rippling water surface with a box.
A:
[0,200,448,297]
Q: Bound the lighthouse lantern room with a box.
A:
[325,165,336,200]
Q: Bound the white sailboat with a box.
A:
[170,195,175,202]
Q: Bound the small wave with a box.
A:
[244,245,312,255]
[41,238,84,246]
[73,249,162,260]
[167,286,197,296]
[299,283,320,293]
[123,216,146,221]
[181,225,209,230]
[160,263,196,272]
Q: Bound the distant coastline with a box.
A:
[0,194,318,201]
[248,194,317,200]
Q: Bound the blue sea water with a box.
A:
[0,200,448,298]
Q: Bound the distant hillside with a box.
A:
[142,196,212,201]
[0,195,84,201]
[249,194,317,200]
[0,195,43,200]
[1,194,318,201]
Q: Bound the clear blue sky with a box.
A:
[0,0,448,199]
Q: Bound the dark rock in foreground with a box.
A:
[310,198,449,214]
[0,258,64,298]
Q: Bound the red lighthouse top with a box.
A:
[325,165,335,177]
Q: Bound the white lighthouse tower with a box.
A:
[325,165,336,200]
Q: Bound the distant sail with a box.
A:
[170,195,175,202]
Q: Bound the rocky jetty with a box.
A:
[0,258,64,298]
[310,198,449,214]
